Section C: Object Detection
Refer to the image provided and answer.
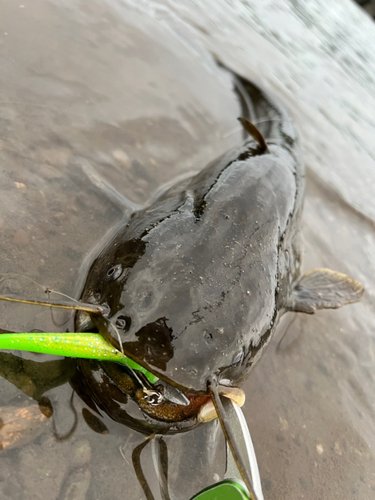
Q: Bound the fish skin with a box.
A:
[77,71,304,394]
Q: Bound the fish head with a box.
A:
[75,164,288,427]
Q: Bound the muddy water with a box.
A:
[0,0,374,499]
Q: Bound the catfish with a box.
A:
[74,70,363,430]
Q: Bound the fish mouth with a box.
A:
[75,310,245,424]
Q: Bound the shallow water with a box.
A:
[0,0,374,499]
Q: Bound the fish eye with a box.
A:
[106,264,122,280]
[115,315,131,331]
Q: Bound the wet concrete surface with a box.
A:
[0,0,374,499]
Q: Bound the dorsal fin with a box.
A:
[238,117,268,152]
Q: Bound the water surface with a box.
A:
[0,1,374,499]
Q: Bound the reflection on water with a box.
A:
[0,0,374,499]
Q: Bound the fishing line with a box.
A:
[0,273,48,291]
[48,311,71,328]
[111,321,125,356]
[45,289,75,329]
[0,274,100,313]
[45,288,81,303]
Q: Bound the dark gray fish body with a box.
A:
[78,74,303,394]
[76,70,362,431]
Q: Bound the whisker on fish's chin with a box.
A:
[0,274,81,304]
[45,288,81,303]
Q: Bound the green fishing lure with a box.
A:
[0,332,159,384]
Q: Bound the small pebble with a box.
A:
[0,405,48,451]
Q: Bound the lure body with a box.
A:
[0,332,158,384]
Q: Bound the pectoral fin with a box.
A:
[289,268,364,314]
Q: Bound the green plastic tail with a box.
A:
[0,332,159,384]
